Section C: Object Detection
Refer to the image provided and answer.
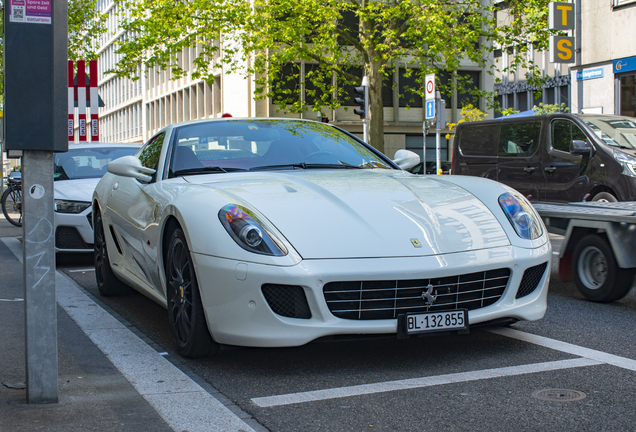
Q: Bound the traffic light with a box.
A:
[353,82,368,119]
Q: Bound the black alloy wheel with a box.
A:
[166,228,218,358]
[94,207,129,296]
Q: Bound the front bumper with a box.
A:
[54,208,94,253]
[192,242,551,348]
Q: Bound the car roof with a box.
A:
[67,142,142,150]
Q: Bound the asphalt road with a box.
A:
[54,234,636,432]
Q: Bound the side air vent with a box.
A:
[262,284,312,319]
[516,262,548,299]
[109,225,123,255]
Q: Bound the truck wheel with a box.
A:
[591,192,617,202]
[572,234,634,302]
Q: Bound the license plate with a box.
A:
[405,310,468,334]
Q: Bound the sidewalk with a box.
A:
[0,215,258,432]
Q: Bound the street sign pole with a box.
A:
[424,74,436,169]
[361,77,369,144]
[435,91,446,175]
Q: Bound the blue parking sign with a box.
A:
[425,100,435,119]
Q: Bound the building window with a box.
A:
[405,135,449,162]
[517,91,528,111]
[272,63,301,106]
[398,68,423,108]
[620,74,636,117]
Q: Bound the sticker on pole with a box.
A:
[29,184,45,199]
[425,74,436,101]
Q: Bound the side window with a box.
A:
[498,121,542,157]
[551,120,587,153]
[572,124,588,142]
[458,124,499,156]
[551,120,572,152]
[139,133,165,171]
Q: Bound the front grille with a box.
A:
[55,226,91,250]
[262,284,312,319]
[516,262,548,299]
[323,268,511,320]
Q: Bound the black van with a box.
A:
[451,114,636,202]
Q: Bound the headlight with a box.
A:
[613,150,636,177]
[55,200,91,214]
[219,204,288,256]
[498,192,542,240]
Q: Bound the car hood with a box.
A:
[186,170,510,259]
[54,178,100,201]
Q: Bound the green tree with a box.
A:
[533,102,569,115]
[112,0,558,154]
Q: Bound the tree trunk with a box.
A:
[367,58,385,154]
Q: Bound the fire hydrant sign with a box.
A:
[9,0,51,24]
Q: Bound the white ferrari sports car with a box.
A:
[93,118,551,358]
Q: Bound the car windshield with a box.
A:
[54,146,139,180]
[168,119,394,176]
[581,115,636,149]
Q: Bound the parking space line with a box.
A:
[489,327,636,372]
[251,358,601,408]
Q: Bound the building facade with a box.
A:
[570,0,636,116]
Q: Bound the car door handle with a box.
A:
[113,182,119,190]
[544,166,556,174]
[524,167,535,174]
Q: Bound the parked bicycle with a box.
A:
[2,173,22,227]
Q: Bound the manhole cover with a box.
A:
[532,389,586,402]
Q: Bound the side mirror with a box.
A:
[107,156,156,182]
[570,140,594,158]
[393,149,420,170]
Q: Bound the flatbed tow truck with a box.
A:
[532,201,636,302]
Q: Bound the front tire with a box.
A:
[572,234,634,302]
[166,228,218,358]
[591,192,617,202]
[94,207,130,296]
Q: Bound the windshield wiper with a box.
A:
[249,164,307,171]
[172,166,245,177]
[250,161,373,171]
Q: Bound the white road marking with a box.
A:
[0,298,24,302]
[251,358,601,408]
[489,327,636,372]
[1,237,254,432]
[68,268,95,273]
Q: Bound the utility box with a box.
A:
[3,0,68,152]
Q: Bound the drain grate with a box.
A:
[532,389,586,402]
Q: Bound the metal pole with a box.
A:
[575,0,582,113]
[362,76,369,144]
[23,150,58,403]
[435,91,442,175]
[422,121,429,170]
[435,130,441,175]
